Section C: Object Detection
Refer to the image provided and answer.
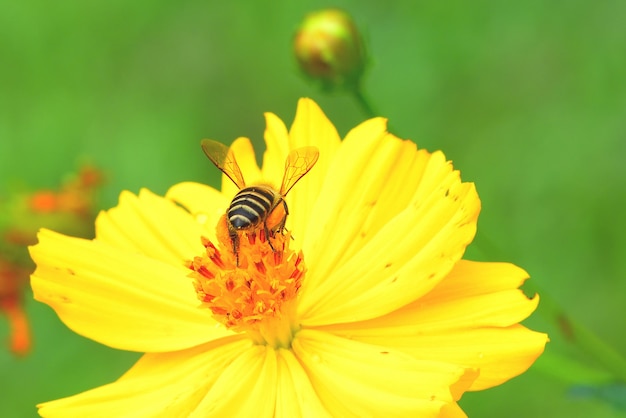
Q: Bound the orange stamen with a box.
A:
[187,215,305,346]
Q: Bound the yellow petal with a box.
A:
[30,229,231,352]
[96,189,208,265]
[283,98,341,236]
[288,98,342,150]
[416,260,540,330]
[37,337,250,418]
[321,260,539,333]
[300,132,480,325]
[440,402,468,418]
[261,111,290,188]
[300,122,414,270]
[190,345,277,417]
[316,261,548,390]
[389,325,548,391]
[275,348,332,418]
[292,329,477,417]
[423,259,533,298]
[165,182,229,234]
[223,136,263,196]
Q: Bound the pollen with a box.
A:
[187,215,305,347]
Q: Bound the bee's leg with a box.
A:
[273,200,288,234]
[278,199,293,240]
[282,199,289,217]
[228,224,240,266]
[264,222,276,252]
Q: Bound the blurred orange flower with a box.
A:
[1,165,102,355]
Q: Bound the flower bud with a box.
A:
[294,9,366,91]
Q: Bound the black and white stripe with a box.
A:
[228,186,275,229]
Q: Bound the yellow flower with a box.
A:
[30,98,547,417]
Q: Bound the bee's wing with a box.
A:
[201,139,246,189]
[279,146,319,196]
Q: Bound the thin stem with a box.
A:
[350,86,400,134]
[351,86,377,118]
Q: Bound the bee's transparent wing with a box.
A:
[280,146,319,195]
[201,139,246,189]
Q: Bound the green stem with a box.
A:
[351,87,377,119]
[473,232,626,382]
[350,86,401,135]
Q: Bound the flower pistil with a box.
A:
[187,215,305,348]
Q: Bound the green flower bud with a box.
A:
[294,9,367,91]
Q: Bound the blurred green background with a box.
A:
[1,0,625,416]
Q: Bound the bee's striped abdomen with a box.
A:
[228,186,275,230]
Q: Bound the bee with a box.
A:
[201,139,319,264]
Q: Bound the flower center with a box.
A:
[187,215,305,348]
